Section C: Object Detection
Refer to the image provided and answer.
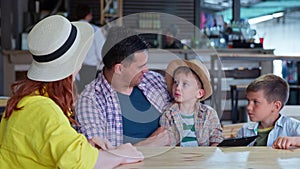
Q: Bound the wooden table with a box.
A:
[117,146,300,169]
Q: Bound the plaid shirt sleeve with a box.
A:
[160,104,184,146]
[75,82,106,140]
[139,71,172,113]
[206,106,224,144]
[75,74,123,147]
[195,104,224,145]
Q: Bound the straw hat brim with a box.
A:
[27,17,94,82]
[165,59,212,101]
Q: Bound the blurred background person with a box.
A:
[74,3,106,94]
[163,24,183,49]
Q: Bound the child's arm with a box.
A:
[272,136,300,149]
[159,112,171,129]
[159,111,179,146]
[210,142,219,146]
[207,108,223,145]
[236,127,244,138]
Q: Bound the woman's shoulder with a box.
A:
[20,95,65,118]
[20,95,55,106]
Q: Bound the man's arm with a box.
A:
[75,93,105,140]
[134,127,171,146]
[93,143,144,169]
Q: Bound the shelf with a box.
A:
[100,0,123,25]
[134,29,162,34]
[104,14,119,17]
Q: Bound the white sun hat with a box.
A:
[27,15,94,82]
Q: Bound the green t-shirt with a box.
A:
[180,112,198,146]
[254,126,274,146]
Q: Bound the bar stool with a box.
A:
[230,84,248,123]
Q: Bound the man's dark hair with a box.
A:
[102,26,150,69]
[75,4,91,20]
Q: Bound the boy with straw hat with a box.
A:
[160,59,223,146]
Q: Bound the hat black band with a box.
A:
[32,24,77,62]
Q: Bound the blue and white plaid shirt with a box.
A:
[75,70,172,146]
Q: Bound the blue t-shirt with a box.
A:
[117,87,161,144]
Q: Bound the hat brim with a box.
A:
[165,59,212,101]
[27,21,94,82]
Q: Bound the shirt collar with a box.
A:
[275,114,285,128]
[248,114,285,133]
[95,71,117,97]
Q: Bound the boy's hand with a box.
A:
[272,136,300,149]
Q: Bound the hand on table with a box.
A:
[94,143,144,169]
[89,136,114,150]
[272,136,300,149]
[108,143,144,164]
[134,126,171,146]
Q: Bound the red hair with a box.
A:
[5,75,77,124]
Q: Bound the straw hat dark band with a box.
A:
[165,59,213,101]
[32,25,77,63]
[27,15,94,82]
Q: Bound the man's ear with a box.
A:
[114,63,122,74]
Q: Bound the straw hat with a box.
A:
[165,59,212,101]
[27,15,94,82]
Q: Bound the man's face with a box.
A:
[122,50,149,87]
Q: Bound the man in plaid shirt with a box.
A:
[75,26,172,147]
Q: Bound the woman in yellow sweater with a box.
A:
[0,15,143,169]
